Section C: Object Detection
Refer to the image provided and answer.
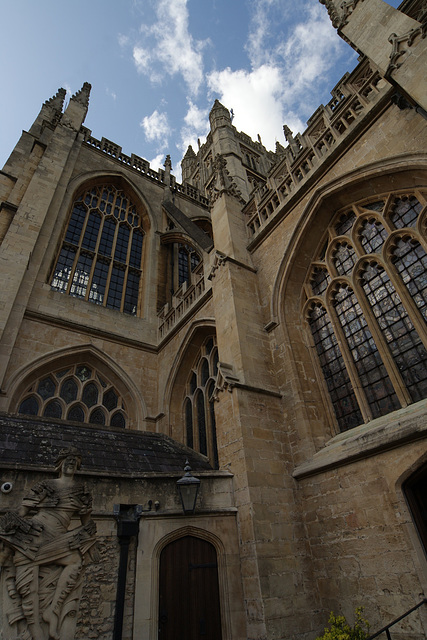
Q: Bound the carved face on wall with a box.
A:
[61,455,80,477]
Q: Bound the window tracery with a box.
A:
[304,190,427,432]
[51,184,144,315]
[183,337,219,467]
[17,364,127,428]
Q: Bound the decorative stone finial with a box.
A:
[71,82,92,108]
[44,87,67,111]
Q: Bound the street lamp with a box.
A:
[177,460,200,514]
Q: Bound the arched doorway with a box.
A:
[158,535,222,640]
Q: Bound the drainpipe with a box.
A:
[113,504,143,640]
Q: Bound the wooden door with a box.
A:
[158,535,222,640]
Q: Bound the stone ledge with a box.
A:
[293,399,427,479]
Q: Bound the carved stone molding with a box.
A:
[208,154,246,206]
[319,0,363,30]
[387,23,426,75]
[211,362,241,401]
[207,250,227,280]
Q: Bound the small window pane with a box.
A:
[201,359,210,386]
[310,267,331,296]
[362,201,384,212]
[129,230,143,268]
[114,225,130,263]
[333,243,357,276]
[123,271,140,315]
[196,391,207,456]
[51,247,76,292]
[82,382,99,408]
[390,196,422,229]
[37,377,56,400]
[43,400,62,419]
[205,338,214,355]
[76,366,92,382]
[189,372,197,395]
[393,238,427,322]
[60,378,78,403]
[18,395,39,416]
[89,408,106,425]
[178,246,189,286]
[106,266,125,310]
[82,212,101,251]
[185,398,193,449]
[67,404,85,422]
[111,412,126,428]
[103,388,118,411]
[69,253,93,299]
[88,259,109,305]
[99,218,116,257]
[65,204,87,244]
[359,219,388,254]
[335,211,356,236]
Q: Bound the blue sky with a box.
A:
[1,0,401,180]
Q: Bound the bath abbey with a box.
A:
[1,0,427,638]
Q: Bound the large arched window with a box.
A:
[51,184,144,315]
[183,337,219,467]
[304,191,427,432]
[17,363,127,427]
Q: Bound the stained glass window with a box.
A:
[304,190,427,433]
[184,337,219,467]
[51,184,144,316]
[17,363,127,428]
[308,304,363,430]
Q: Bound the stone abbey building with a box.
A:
[1,1,427,639]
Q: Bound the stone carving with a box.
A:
[0,448,98,640]
[211,362,241,400]
[319,0,363,30]
[208,154,246,206]
[387,23,427,75]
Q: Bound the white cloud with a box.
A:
[106,87,117,101]
[140,110,169,147]
[208,65,303,151]
[178,100,210,155]
[132,0,205,95]
[149,153,166,172]
[207,2,346,148]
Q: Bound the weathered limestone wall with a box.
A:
[296,434,427,638]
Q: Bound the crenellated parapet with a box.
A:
[245,58,390,241]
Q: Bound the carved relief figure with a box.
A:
[0,448,98,640]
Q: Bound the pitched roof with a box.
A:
[0,413,212,476]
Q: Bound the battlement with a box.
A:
[244,58,391,243]
[80,128,209,208]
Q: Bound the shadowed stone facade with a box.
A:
[1,1,427,638]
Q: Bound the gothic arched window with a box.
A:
[17,363,127,427]
[51,184,144,315]
[183,337,219,468]
[304,191,427,432]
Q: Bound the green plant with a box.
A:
[315,607,370,640]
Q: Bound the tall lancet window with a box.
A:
[183,337,219,468]
[303,191,427,433]
[51,184,144,315]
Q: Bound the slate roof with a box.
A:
[162,201,214,252]
[0,413,213,476]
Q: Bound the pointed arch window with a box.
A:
[183,337,219,468]
[17,364,127,428]
[304,190,427,432]
[51,184,144,316]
